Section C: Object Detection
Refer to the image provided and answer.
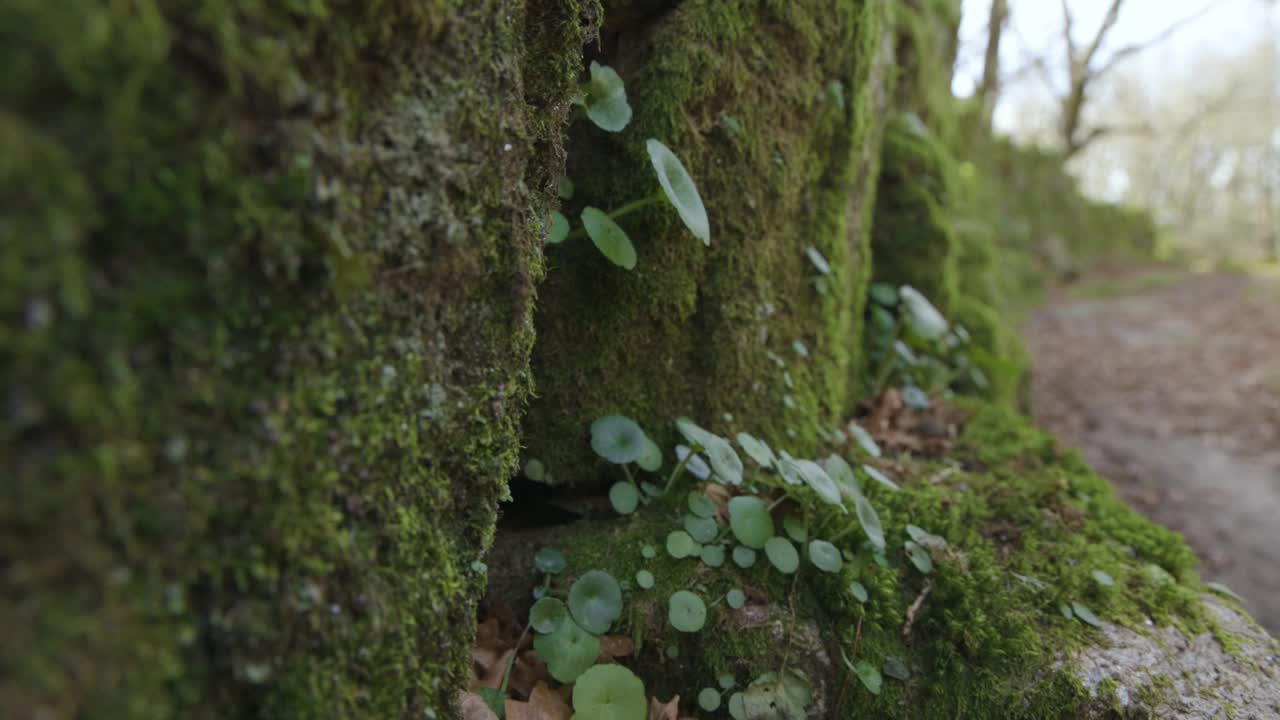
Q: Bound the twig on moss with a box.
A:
[833,615,864,717]
[901,580,933,640]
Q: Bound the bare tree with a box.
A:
[1055,0,1215,157]
[975,0,1010,131]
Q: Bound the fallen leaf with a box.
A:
[459,691,500,720]
[647,694,680,720]
[506,682,572,720]
[598,635,635,661]
[507,649,551,696]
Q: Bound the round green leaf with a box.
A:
[854,659,882,695]
[805,246,831,274]
[533,616,601,683]
[581,207,637,270]
[666,530,696,559]
[530,597,567,634]
[637,436,663,472]
[581,62,633,133]
[901,385,930,409]
[728,496,774,549]
[646,139,710,245]
[665,644,679,659]
[685,514,719,543]
[772,456,802,490]
[783,514,807,543]
[808,540,843,573]
[853,495,885,551]
[728,693,746,720]
[698,688,722,712]
[534,547,567,575]
[572,663,646,720]
[558,175,575,200]
[736,432,775,468]
[700,544,726,568]
[635,570,655,589]
[676,417,743,485]
[849,580,868,603]
[1072,601,1102,628]
[568,570,623,634]
[641,544,656,559]
[732,545,757,568]
[899,285,948,340]
[609,481,640,515]
[824,455,863,502]
[848,423,882,457]
[668,590,707,632]
[591,415,646,464]
[547,211,570,244]
[726,588,746,609]
[525,458,546,482]
[904,540,933,574]
[869,283,898,306]
[765,537,799,574]
[687,491,715,518]
[883,655,911,681]
[718,673,736,690]
[676,445,712,480]
[862,464,901,491]
[796,459,843,506]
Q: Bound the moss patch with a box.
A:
[505,402,1211,717]
[525,0,892,484]
[1,1,589,716]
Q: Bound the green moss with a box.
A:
[1,1,589,716]
[526,0,892,484]
[528,403,1211,717]
[869,116,959,316]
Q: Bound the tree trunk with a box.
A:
[976,0,1009,131]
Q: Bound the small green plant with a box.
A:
[569,570,623,634]
[576,62,633,133]
[590,414,664,515]
[864,282,991,403]
[572,664,647,720]
[669,590,708,632]
[554,138,711,270]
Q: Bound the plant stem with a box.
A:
[498,620,532,696]
[663,454,692,497]
[768,495,790,512]
[622,464,635,486]
[828,520,860,543]
[608,191,664,220]
[870,319,905,396]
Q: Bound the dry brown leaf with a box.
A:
[459,691,500,720]
[475,649,513,689]
[647,694,680,720]
[703,484,731,522]
[506,683,572,720]
[597,634,634,661]
[507,649,551,696]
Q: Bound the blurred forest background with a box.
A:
[954,0,1280,269]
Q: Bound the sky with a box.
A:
[954,0,1278,134]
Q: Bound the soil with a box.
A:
[1025,268,1280,635]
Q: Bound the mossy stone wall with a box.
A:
[1,1,589,716]
[525,0,894,484]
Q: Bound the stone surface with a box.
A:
[1069,595,1280,718]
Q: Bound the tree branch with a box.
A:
[1079,0,1126,71]
[1094,1,1218,78]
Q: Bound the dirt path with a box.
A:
[1025,268,1280,634]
